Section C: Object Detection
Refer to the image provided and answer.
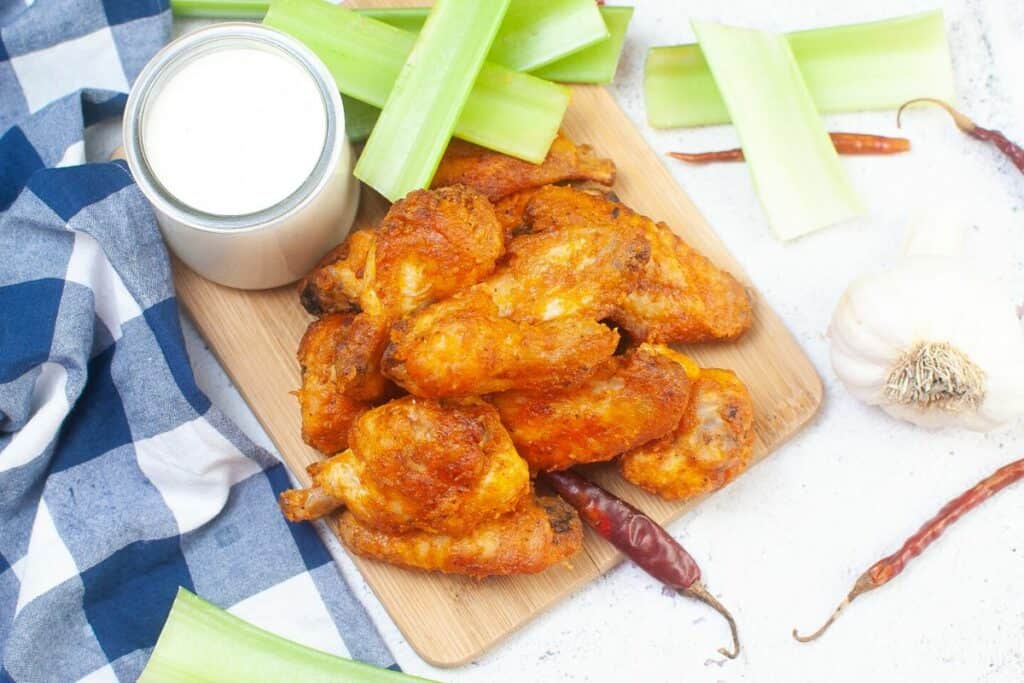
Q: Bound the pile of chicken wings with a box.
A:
[279,134,755,577]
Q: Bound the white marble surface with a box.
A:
[178,1,1024,680]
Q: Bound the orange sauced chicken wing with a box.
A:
[336,494,583,578]
[491,344,694,472]
[383,223,651,397]
[619,351,754,501]
[280,397,530,537]
[296,313,388,454]
[431,133,615,203]
[384,289,619,398]
[299,185,504,317]
[520,185,753,343]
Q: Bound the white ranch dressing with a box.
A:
[142,46,327,217]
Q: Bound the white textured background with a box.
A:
[178,1,1024,680]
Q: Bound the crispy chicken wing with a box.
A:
[487,223,650,322]
[520,185,753,343]
[491,344,695,472]
[384,289,620,397]
[296,313,385,454]
[336,494,583,577]
[299,185,504,317]
[383,223,651,397]
[280,396,530,536]
[431,133,615,203]
[619,354,754,501]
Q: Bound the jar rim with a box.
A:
[123,23,344,235]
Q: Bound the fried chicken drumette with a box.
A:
[295,313,393,454]
[383,223,651,398]
[490,344,695,472]
[619,350,755,501]
[515,185,753,344]
[336,494,583,577]
[299,185,504,317]
[431,133,615,203]
[280,397,529,537]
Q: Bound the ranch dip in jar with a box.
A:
[124,23,358,290]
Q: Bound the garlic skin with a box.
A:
[829,222,1024,431]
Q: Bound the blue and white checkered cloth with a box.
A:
[0,1,396,680]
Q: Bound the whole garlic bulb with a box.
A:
[829,218,1024,431]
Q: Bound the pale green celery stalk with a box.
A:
[265,0,567,163]
[647,10,954,128]
[692,21,864,240]
[139,589,436,683]
[265,1,412,110]
[175,0,606,73]
[367,6,632,84]
[170,0,266,18]
[533,6,633,83]
[358,8,429,34]
[341,94,380,143]
[488,0,608,72]
[355,0,511,200]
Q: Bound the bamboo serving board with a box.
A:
[171,16,823,666]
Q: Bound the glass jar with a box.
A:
[123,23,359,290]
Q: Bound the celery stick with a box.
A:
[358,8,428,34]
[139,589,434,683]
[355,0,510,200]
[367,6,632,84]
[533,6,633,83]
[170,0,266,18]
[176,0,607,74]
[488,0,608,72]
[691,21,864,240]
[647,11,954,128]
[265,0,567,163]
[342,94,379,143]
[265,1,412,110]
[365,1,612,72]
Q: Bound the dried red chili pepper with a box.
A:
[794,456,1024,642]
[542,470,740,658]
[898,98,1024,174]
[669,132,910,164]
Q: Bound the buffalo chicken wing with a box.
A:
[336,494,583,577]
[280,397,530,537]
[491,344,695,472]
[520,185,752,343]
[431,133,615,203]
[619,355,755,501]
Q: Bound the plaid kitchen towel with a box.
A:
[0,1,396,681]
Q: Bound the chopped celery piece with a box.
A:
[355,0,510,200]
[170,0,266,18]
[265,0,567,164]
[647,11,954,128]
[691,21,864,240]
[488,0,608,72]
[265,1,412,111]
[364,2,608,72]
[367,6,632,84]
[139,589,434,683]
[533,6,633,83]
[176,0,606,73]
[342,94,380,143]
[358,8,429,34]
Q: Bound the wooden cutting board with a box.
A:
[172,12,823,667]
